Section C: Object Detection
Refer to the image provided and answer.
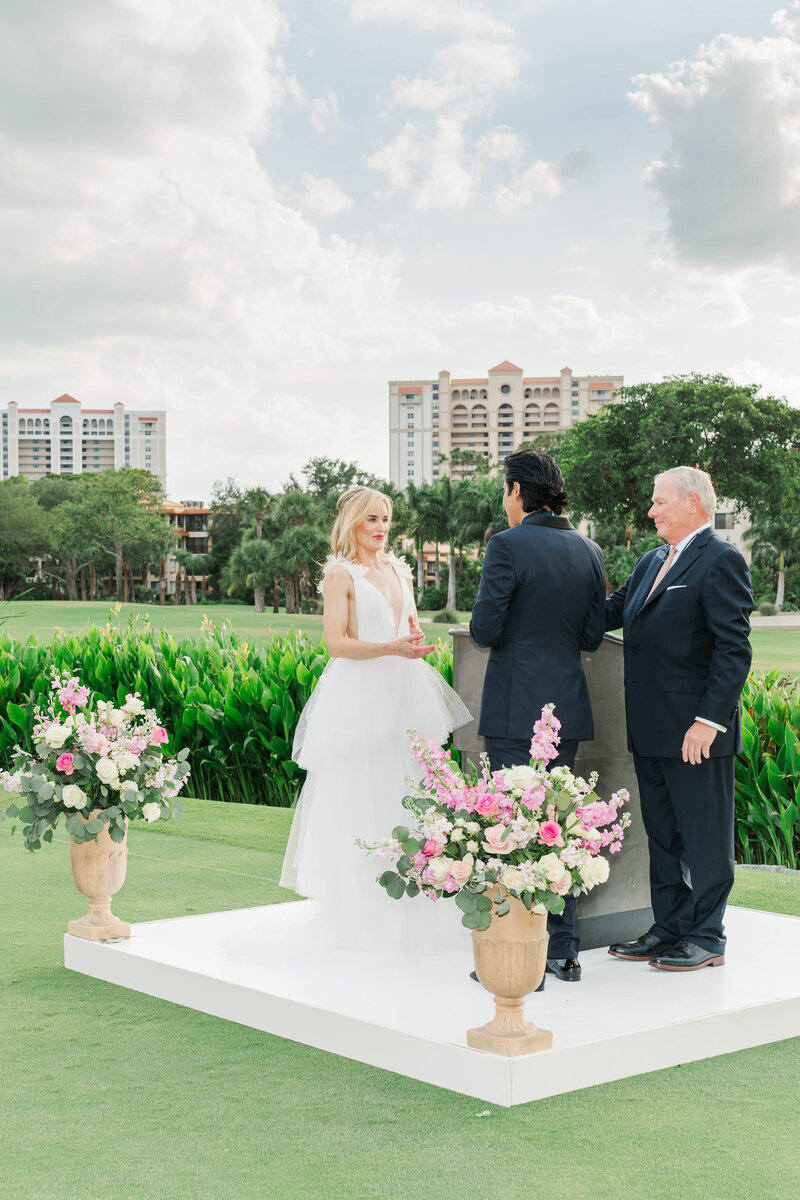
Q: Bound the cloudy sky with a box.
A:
[3,0,800,500]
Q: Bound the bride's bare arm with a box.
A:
[323,566,435,660]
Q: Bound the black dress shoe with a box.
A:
[649,938,725,971]
[545,957,581,981]
[608,931,678,961]
[469,970,544,992]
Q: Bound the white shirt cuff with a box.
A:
[695,715,727,733]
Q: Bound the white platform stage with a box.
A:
[64,902,800,1107]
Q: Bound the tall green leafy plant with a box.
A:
[736,671,800,868]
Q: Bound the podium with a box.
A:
[451,631,653,950]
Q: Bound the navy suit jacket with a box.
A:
[469,513,606,741]
[605,529,753,758]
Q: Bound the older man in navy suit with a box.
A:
[470,450,606,983]
[606,466,753,971]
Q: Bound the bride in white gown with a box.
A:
[280,485,471,953]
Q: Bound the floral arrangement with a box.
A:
[0,672,189,851]
[361,704,631,931]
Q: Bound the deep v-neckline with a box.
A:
[359,563,405,636]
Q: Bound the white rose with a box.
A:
[44,719,73,749]
[466,840,479,854]
[61,784,88,810]
[119,779,138,797]
[465,822,481,835]
[450,828,465,842]
[539,852,565,882]
[108,709,127,729]
[141,802,161,823]
[502,764,537,792]
[500,866,525,893]
[581,854,610,888]
[96,757,119,785]
[426,856,452,884]
[114,751,138,774]
[123,696,145,716]
[582,827,602,844]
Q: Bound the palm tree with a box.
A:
[744,515,800,608]
[406,482,438,597]
[241,487,273,541]
[227,540,274,613]
[176,551,210,605]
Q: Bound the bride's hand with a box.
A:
[390,631,436,658]
[408,614,424,645]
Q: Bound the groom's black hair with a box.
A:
[504,450,568,515]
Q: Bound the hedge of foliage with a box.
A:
[0,621,454,808]
[736,671,800,869]
[1,625,798,865]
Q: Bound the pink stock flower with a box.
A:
[538,821,563,847]
[423,839,443,858]
[413,852,428,871]
[442,877,459,893]
[475,792,499,818]
[150,726,169,746]
[55,753,75,776]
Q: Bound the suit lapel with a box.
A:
[636,528,714,615]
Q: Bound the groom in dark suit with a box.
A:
[605,466,753,971]
[470,450,606,983]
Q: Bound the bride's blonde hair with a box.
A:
[330,486,393,561]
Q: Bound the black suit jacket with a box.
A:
[469,513,606,741]
[605,528,753,758]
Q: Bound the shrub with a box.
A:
[736,671,800,868]
[758,601,777,616]
[432,609,461,624]
[0,621,327,808]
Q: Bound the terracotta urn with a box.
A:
[67,809,131,941]
[467,891,552,1056]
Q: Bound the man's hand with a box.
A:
[681,721,718,765]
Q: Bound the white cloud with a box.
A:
[0,0,442,496]
[298,173,354,217]
[476,126,526,164]
[629,3,800,269]
[493,161,563,214]
[726,356,800,405]
[346,0,509,38]
[364,28,562,212]
[453,293,635,349]
[385,37,524,118]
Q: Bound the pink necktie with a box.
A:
[646,545,677,600]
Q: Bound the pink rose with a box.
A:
[150,726,169,746]
[55,753,75,776]
[449,855,474,889]
[539,820,563,847]
[423,839,443,858]
[553,871,573,895]
[482,824,517,855]
[475,793,499,818]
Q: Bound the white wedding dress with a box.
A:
[279,553,472,954]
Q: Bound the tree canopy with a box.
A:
[558,374,800,527]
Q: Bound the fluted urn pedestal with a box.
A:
[67,810,131,941]
[467,892,552,1056]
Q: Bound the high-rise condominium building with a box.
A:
[1,394,166,487]
[388,361,623,486]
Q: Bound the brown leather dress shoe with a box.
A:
[649,938,725,971]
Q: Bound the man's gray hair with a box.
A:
[655,466,717,520]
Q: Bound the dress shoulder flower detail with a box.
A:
[317,554,365,595]
[387,554,413,581]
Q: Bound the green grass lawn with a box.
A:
[1,601,796,672]
[1,795,798,1200]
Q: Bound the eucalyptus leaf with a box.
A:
[462,910,492,930]
[385,875,407,900]
[455,890,478,913]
